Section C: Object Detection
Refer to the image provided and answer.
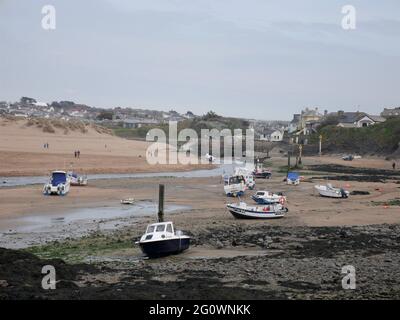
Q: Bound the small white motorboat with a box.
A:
[43,171,71,196]
[226,202,288,219]
[315,184,349,198]
[68,172,88,186]
[136,221,191,257]
[223,175,246,197]
[253,163,272,179]
[234,167,256,190]
[121,198,135,205]
[251,190,286,204]
[287,172,300,185]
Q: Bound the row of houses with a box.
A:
[255,106,399,143]
[288,106,397,137]
[1,98,198,127]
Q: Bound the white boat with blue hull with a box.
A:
[43,171,70,196]
[136,221,190,257]
[227,202,288,219]
[252,190,286,204]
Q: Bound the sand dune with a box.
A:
[0,117,209,176]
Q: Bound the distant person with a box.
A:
[393,162,396,170]
[77,150,81,158]
[74,151,77,158]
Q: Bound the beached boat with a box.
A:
[234,167,256,190]
[68,172,88,186]
[253,163,272,179]
[136,221,190,257]
[223,175,246,197]
[251,190,286,204]
[342,154,354,161]
[43,171,71,196]
[226,202,288,219]
[315,184,350,198]
[205,153,216,163]
[121,198,135,205]
[286,172,300,185]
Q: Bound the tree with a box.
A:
[203,111,220,121]
[96,111,114,121]
[20,97,36,104]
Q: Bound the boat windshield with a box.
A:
[146,225,156,233]
[51,172,66,186]
[229,176,244,184]
[256,192,264,196]
[156,224,165,232]
[166,224,173,233]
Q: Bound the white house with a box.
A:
[335,112,386,128]
[32,102,48,107]
[259,129,284,142]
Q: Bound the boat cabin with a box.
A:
[224,175,245,186]
[142,221,177,241]
[255,191,273,197]
[51,171,67,186]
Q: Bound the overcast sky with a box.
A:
[1,0,399,120]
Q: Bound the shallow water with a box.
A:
[0,164,236,188]
[0,201,190,249]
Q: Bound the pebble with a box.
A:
[0,280,9,287]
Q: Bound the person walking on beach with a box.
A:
[77,150,80,158]
[393,162,396,170]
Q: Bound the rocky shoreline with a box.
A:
[1,223,399,299]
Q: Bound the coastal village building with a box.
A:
[288,114,301,133]
[122,118,159,129]
[259,129,284,142]
[299,107,324,130]
[331,111,385,128]
[381,107,400,118]
[289,107,325,138]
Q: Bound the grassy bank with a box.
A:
[25,233,135,263]
[310,117,400,155]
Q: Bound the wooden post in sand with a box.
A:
[299,144,303,165]
[319,135,322,157]
[158,184,165,223]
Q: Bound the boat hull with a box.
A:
[139,238,190,257]
[317,191,348,198]
[251,195,280,204]
[227,205,287,219]
[253,172,271,179]
[315,186,349,198]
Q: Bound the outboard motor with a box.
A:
[340,188,348,198]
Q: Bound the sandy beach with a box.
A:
[0,117,210,177]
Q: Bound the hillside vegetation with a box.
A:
[310,117,400,156]
[112,112,249,140]
[24,117,113,135]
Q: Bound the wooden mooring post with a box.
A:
[158,184,165,222]
[287,151,291,178]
